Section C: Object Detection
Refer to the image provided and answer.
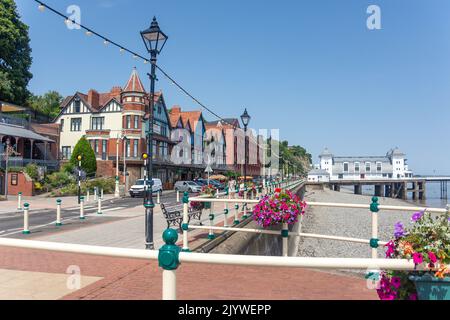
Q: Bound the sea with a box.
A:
[342,182,449,209]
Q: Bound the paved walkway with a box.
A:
[0,247,377,300]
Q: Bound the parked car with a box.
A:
[195,178,225,190]
[174,181,202,193]
[129,178,163,198]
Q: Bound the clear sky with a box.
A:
[15,0,450,175]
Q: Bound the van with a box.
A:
[129,178,163,198]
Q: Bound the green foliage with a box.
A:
[70,137,97,176]
[24,163,39,181]
[46,171,74,189]
[61,162,75,174]
[50,177,115,197]
[0,0,33,105]
[26,91,63,121]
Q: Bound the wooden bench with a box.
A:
[160,203,203,232]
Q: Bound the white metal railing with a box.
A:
[180,179,305,254]
[0,237,430,301]
[180,179,449,261]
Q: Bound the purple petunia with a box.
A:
[394,222,405,238]
[412,211,425,222]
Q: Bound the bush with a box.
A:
[25,163,39,181]
[61,162,75,174]
[70,136,97,176]
[47,171,74,189]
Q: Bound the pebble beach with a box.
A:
[298,187,423,260]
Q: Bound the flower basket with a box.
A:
[377,210,450,300]
[252,189,306,229]
[190,201,204,211]
[410,274,450,300]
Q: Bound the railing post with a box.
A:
[94,187,98,201]
[56,199,62,227]
[22,203,30,235]
[208,205,215,240]
[80,196,85,220]
[242,188,248,219]
[224,191,230,228]
[181,192,190,252]
[159,229,180,301]
[101,188,104,200]
[157,190,161,204]
[282,223,289,257]
[176,190,180,203]
[87,189,90,202]
[17,192,23,211]
[370,197,379,259]
[234,204,240,225]
[97,196,102,215]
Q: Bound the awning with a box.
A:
[0,123,54,143]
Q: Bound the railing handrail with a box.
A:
[0,237,425,271]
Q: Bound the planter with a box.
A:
[410,274,450,300]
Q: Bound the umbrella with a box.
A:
[210,174,227,181]
[239,176,253,181]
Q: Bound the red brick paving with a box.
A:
[0,247,377,300]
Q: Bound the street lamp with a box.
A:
[141,17,168,250]
[77,155,82,204]
[240,108,251,185]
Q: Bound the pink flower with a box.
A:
[385,241,396,258]
[428,252,438,264]
[413,253,424,265]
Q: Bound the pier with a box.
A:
[327,177,450,200]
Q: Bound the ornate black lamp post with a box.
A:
[141,17,168,250]
[240,108,251,185]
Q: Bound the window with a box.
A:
[94,140,99,154]
[11,173,18,186]
[134,116,139,129]
[377,162,382,173]
[61,119,64,132]
[126,139,131,157]
[126,115,131,129]
[74,100,81,113]
[71,118,82,132]
[102,140,107,160]
[343,162,349,173]
[366,162,371,173]
[133,140,138,158]
[62,146,71,159]
[92,117,105,130]
[354,162,360,173]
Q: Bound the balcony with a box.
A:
[0,157,59,171]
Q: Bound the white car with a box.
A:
[129,179,163,198]
[174,181,202,193]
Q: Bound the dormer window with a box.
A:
[74,98,81,113]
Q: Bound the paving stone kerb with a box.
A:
[0,246,377,300]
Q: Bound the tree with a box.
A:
[0,0,33,105]
[27,91,63,121]
[70,137,97,176]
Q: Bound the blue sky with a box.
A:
[16,0,450,174]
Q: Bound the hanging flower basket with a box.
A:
[252,189,306,229]
[190,201,205,211]
[377,210,450,300]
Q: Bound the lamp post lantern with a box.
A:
[240,108,251,185]
[141,17,168,250]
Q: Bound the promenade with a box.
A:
[0,246,377,300]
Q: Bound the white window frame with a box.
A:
[365,162,371,173]
[343,162,349,173]
[354,162,360,173]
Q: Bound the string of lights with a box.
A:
[33,0,241,131]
